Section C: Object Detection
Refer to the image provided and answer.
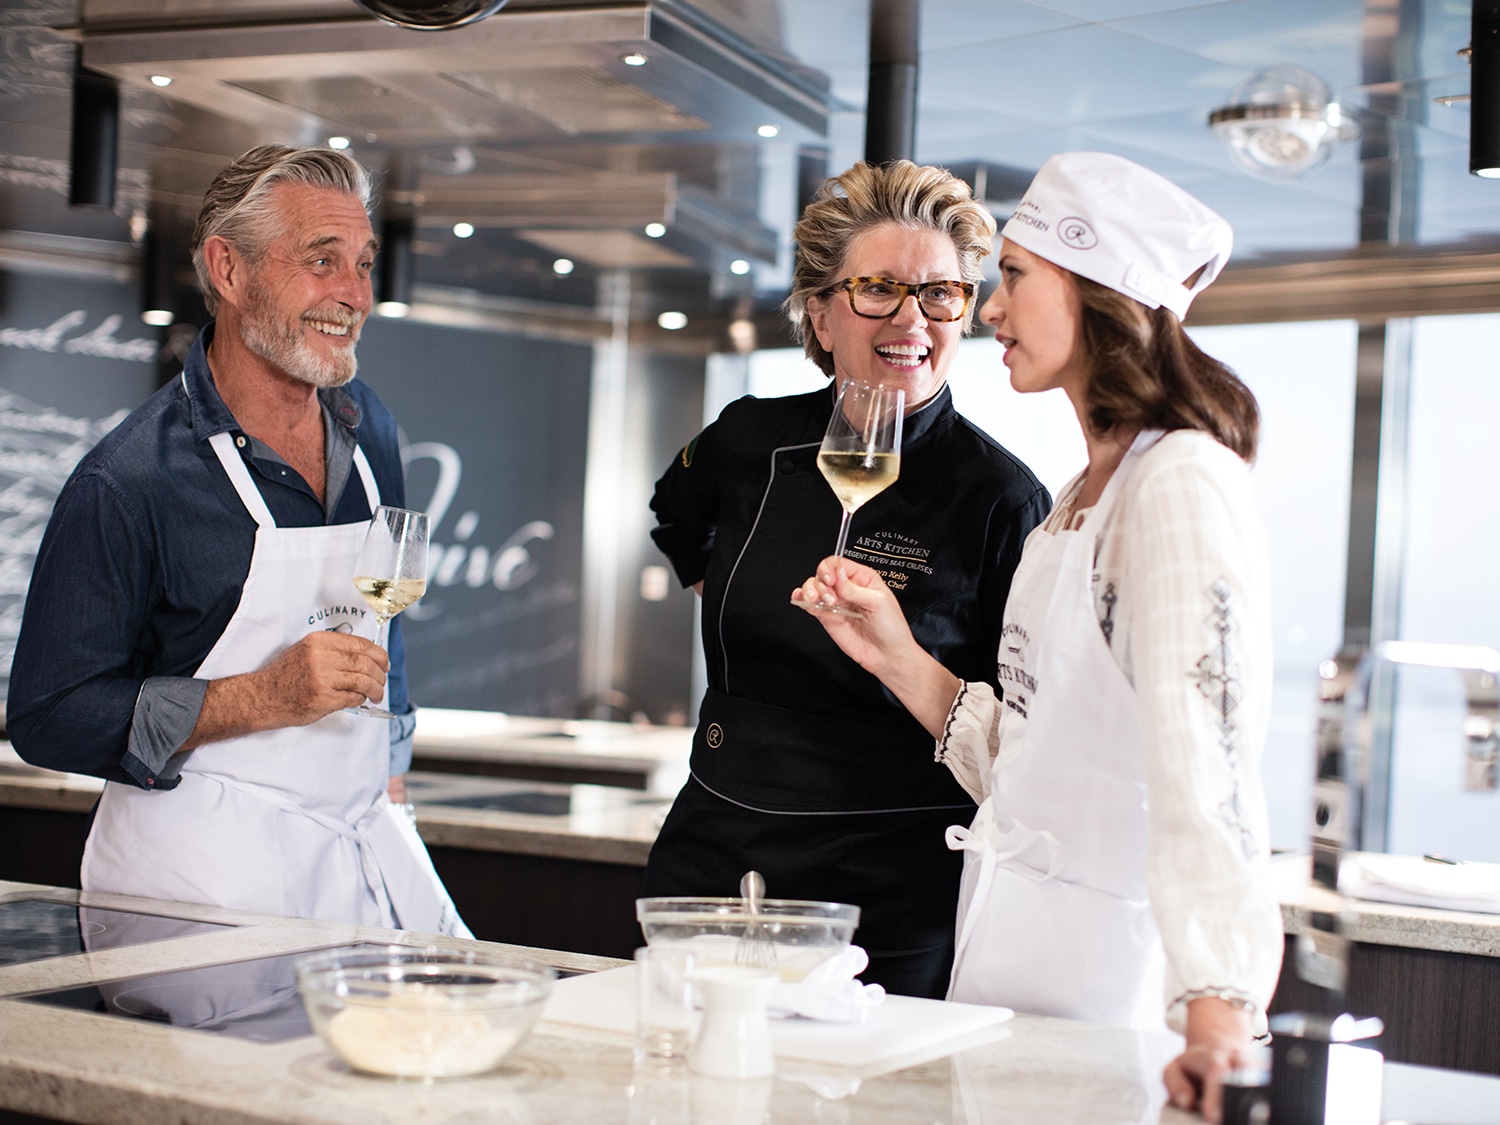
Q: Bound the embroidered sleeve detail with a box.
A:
[1097,579,1119,647]
[1189,577,1257,861]
[935,681,971,763]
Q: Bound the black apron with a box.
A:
[644,401,979,998]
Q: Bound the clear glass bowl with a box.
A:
[295,945,555,1079]
[635,897,860,982]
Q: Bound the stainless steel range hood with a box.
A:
[70,2,821,264]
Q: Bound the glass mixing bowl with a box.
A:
[295,945,555,1079]
[635,897,860,982]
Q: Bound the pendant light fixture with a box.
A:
[376,216,414,318]
[1208,67,1358,180]
[353,0,510,30]
[68,49,119,208]
[1473,0,1500,177]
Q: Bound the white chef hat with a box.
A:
[1000,152,1232,320]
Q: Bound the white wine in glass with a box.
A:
[811,380,904,615]
[347,505,430,718]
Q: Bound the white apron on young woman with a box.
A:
[945,430,1165,1030]
[83,429,469,937]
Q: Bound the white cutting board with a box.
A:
[540,965,1012,1070]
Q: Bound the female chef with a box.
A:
[643,161,1050,999]
[793,153,1284,1120]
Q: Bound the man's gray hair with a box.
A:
[190,145,372,316]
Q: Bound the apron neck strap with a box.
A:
[208,431,276,528]
[351,444,380,513]
[1077,429,1164,533]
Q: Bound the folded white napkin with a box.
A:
[1341,852,1500,915]
[768,944,885,1024]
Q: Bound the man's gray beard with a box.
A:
[239,291,358,388]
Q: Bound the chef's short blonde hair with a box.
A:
[191,145,372,316]
[785,161,996,376]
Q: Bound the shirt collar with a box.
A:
[181,321,364,440]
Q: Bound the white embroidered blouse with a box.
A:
[938,429,1285,1032]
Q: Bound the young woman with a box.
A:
[793,152,1284,1121]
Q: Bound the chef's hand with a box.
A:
[1162,998,1255,1123]
[183,632,389,750]
[791,557,961,738]
[791,557,912,670]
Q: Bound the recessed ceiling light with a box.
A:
[729,259,751,275]
[756,124,780,138]
[621,52,647,66]
[657,311,688,330]
[327,136,351,150]
[452,222,475,238]
[149,75,173,88]
[644,222,667,238]
[552,258,575,275]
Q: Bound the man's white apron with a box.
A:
[946,430,1165,1030]
[83,429,469,937]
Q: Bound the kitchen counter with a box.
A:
[3,881,1497,1125]
[410,709,692,795]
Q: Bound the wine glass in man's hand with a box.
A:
[347,505,429,718]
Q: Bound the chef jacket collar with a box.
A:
[181,321,365,444]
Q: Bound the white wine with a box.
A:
[354,575,427,620]
[817,450,899,512]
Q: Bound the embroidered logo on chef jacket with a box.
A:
[706,723,724,748]
[845,531,934,592]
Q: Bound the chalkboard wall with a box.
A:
[0,271,162,690]
[354,318,592,716]
[0,268,594,717]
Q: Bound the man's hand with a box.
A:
[182,632,389,751]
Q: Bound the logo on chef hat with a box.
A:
[1058,217,1097,250]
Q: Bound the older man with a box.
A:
[9,145,463,934]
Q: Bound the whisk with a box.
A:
[736,869,777,972]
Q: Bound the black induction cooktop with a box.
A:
[0,899,233,968]
[14,943,388,1043]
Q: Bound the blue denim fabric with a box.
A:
[7,322,414,789]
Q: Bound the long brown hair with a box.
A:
[1074,275,1259,461]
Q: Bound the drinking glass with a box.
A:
[810,380,904,615]
[347,505,429,718]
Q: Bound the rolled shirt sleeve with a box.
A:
[9,471,205,789]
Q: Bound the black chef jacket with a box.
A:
[645,382,1050,997]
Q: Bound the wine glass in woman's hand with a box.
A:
[346,505,429,718]
[808,379,904,615]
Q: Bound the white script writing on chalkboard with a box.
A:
[0,393,129,677]
[0,311,157,363]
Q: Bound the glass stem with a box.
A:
[374,615,391,652]
[833,510,853,557]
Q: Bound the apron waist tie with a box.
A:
[946,812,1062,962]
[204,772,395,924]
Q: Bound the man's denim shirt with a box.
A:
[7,323,415,790]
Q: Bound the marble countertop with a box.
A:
[412,709,692,796]
[0,880,1191,1125]
[1271,852,1500,959]
[3,881,1498,1125]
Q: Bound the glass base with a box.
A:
[799,597,863,618]
[345,701,397,719]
